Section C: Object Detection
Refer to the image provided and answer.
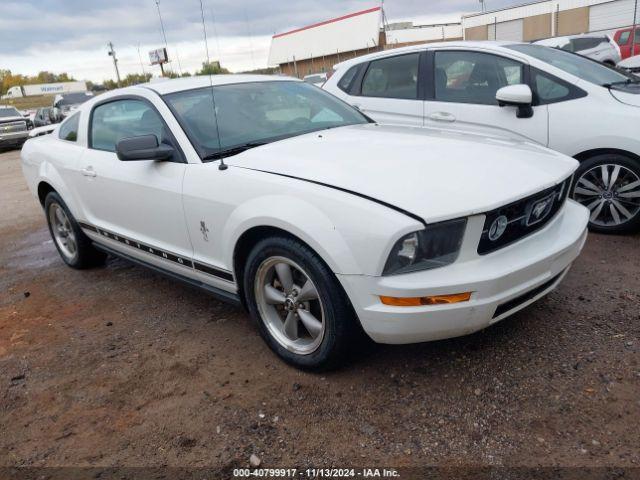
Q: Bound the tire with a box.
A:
[572,154,640,234]
[243,235,359,370]
[44,191,106,269]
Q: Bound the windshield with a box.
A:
[164,80,369,158]
[507,44,636,86]
[0,107,21,118]
[56,92,92,106]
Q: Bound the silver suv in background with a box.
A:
[0,105,29,150]
[534,34,621,65]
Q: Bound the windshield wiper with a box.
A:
[603,79,640,88]
[202,141,268,161]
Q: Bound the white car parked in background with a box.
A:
[21,75,588,369]
[534,34,621,66]
[618,54,640,76]
[324,41,640,233]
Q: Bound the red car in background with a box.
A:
[614,26,640,59]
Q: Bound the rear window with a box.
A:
[337,65,360,93]
[59,113,80,142]
[361,53,420,100]
[569,37,607,52]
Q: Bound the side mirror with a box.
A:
[116,134,174,161]
[496,84,534,119]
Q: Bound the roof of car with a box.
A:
[143,74,299,95]
[333,41,519,70]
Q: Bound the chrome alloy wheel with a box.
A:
[48,203,77,260]
[573,164,640,227]
[254,256,325,355]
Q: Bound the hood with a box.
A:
[0,115,26,124]
[609,84,640,107]
[618,55,640,69]
[227,124,577,223]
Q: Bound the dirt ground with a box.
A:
[1,148,639,476]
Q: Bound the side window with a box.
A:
[434,51,524,105]
[636,29,640,42]
[58,113,80,142]
[361,53,420,100]
[337,65,360,94]
[618,31,631,46]
[531,68,585,105]
[90,99,169,153]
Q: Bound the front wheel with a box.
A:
[243,236,359,370]
[572,154,640,234]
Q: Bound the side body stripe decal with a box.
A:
[78,221,234,283]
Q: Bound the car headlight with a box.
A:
[383,218,467,276]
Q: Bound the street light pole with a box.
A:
[107,42,121,86]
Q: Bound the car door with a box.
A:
[75,96,194,264]
[424,49,549,146]
[616,30,631,58]
[343,52,424,126]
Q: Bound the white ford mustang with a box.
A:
[21,75,589,369]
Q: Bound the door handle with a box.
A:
[81,167,96,177]
[429,112,456,123]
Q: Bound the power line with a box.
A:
[154,0,172,72]
[199,0,212,66]
[209,2,222,62]
[155,0,169,49]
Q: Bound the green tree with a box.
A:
[197,61,229,75]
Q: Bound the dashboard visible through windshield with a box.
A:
[163,80,369,159]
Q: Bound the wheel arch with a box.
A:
[232,225,327,308]
[574,148,640,163]
[37,181,57,206]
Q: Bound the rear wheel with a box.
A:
[44,192,106,269]
[244,236,359,370]
[572,154,640,234]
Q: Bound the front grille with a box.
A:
[0,120,27,133]
[478,176,571,255]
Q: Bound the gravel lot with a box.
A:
[1,148,639,475]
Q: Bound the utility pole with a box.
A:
[107,42,121,86]
[479,0,486,13]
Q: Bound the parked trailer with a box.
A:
[1,81,87,99]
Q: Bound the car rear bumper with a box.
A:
[337,200,589,344]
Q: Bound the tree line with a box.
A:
[2,62,279,96]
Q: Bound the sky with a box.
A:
[1,0,525,83]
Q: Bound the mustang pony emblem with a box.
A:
[200,220,210,241]
[527,194,555,226]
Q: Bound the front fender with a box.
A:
[222,194,360,275]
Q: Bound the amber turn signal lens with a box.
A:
[380,292,472,307]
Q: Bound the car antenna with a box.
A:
[199,0,227,171]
